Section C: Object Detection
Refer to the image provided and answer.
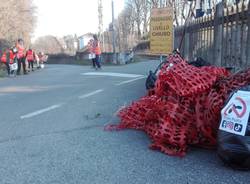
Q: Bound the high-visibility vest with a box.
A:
[93,41,101,55]
[1,52,7,63]
[26,50,34,61]
[16,43,25,59]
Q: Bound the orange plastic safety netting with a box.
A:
[105,54,250,157]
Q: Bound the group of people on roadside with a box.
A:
[87,35,102,70]
[0,38,47,76]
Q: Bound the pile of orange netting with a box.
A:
[105,54,250,157]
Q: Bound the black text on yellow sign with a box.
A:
[150,7,173,54]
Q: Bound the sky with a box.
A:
[33,0,125,39]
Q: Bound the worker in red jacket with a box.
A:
[26,48,35,71]
[16,38,27,75]
[1,48,11,75]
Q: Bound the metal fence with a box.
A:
[174,1,250,70]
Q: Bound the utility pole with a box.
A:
[112,0,116,64]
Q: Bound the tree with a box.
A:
[141,0,151,37]
[126,0,144,38]
[105,0,198,52]
[150,0,159,8]
[0,0,36,48]
[116,6,136,51]
[32,36,64,54]
[63,35,77,55]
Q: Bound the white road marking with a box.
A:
[81,72,144,78]
[79,89,104,99]
[20,104,63,119]
[115,76,146,86]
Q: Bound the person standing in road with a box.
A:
[1,48,11,76]
[26,48,35,71]
[16,38,27,75]
[92,35,102,69]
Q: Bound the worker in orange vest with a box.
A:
[1,48,11,75]
[92,35,102,69]
[26,48,35,71]
[16,38,27,75]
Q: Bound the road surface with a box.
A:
[0,61,249,184]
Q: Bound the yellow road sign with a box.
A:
[150,7,173,54]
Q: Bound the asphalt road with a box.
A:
[0,61,249,184]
